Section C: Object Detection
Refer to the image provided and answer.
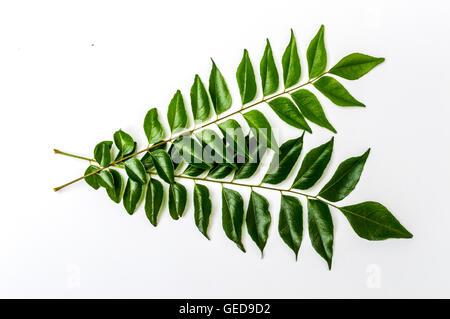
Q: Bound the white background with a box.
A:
[0,0,449,298]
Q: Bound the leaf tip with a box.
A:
[53,148,61,154]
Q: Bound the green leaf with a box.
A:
[313,76,365,107]
[84,165,100,190]
[124,157,148,185]
[267,97,312,132]
[193,184,212,239]
[290,89,336,133]
[292,137,334,190]
[282,29,301,88]
[262,134,304,184]
[94,141,113,167]
[308,199,333,270]
[318,149,370,202]
[113,130,135,157]
[234,135,267,180]
[173,136,212,170]
[236,49,257,104]
[207,164,234,179]
[149,149,175,184]
[168,143,183,172]
[279,195,303,259]
[144,108,165,144]
[209,59,232,115]
[114,142,136,161]
[145,178,164,226]
[218,119,247,160]
[140,143,167,171]
[307,25,327,79]
[97,169,114,189]
[243,110,278,151]
[191,75,212,123]
[196,129,234,166]
[329,53,385,80]
[167,90,188,134]
[123,178,143,215]
[183,164,207,177]
[339,202,413,240]
[222,187,245,252]
[260,39,279,96]
[168,182,187,220]
[246,191,271,255]
[106,169,123,203]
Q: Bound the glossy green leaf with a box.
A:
[292,137,334,190]
[145,178,164,226]
[140,143,167,171]
[318,149,370,202]
[313,76,365,107]
[262,134,304,184]
[113,130,134,157]
[236,49,257,104]
[218,119,247,160]
[279,195,303,259]
[267,97,312,132]
[106,169,123,203]
[339,202,413,240]
[329,53,385,80]
[234,135,267,180]
[84,165,100,190]
[167,90,188,134]
[222,187,245,252]
[290,89,336,133]
[282,29,301,88]
[209,59,232,115]
[173,136,212,170]
[260,39,279,96]
[191,75,212,123]
[193,184,212,239]
[246,191,271,255]
[123,178,143,215]
[114,142,136,161]
[183,164,207,177]
[168,182,187,220]
[243,110,278,151]
[307,25,327,79]
[97,169,114,189]
[308,199,333,270]
[168,143,183,172]
[149,149,175,184]
[144,108,165,144]
[207,164,234,179]
[124,157,148,185]
[94,141,113,167]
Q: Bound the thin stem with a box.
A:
[53,73,326,192]
[54,149,94,162]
